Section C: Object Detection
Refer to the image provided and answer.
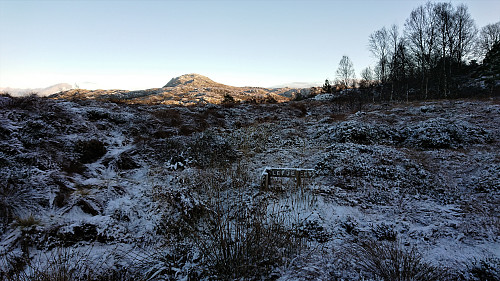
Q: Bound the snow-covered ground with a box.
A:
[0,95,498,280]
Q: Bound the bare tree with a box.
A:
[433,2,455,96]
[388,24,400,100]
[336,55,356,89]
[404,2,437,98]
[360,67,374,88]
[431,2,477,96]
[452,4,477,64]
[477,21,500,59]
[369,27,390,83]
[392,40,413,101]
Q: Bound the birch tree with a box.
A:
[336,55,356,89]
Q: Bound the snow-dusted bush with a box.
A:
[468,257,500,281]
[229,122,275,155]
[372,223,397,241]
[19,120,57,148]
[469,163,500,193]
[201,195,302,280]
[154,186,206,237]
[329,120,395,145]
[340,215,359,235]
[152,166,306,280]
[315,143,431,192]
[74,139,107,164]
[329,118,493,149]
[188,131,238,168]
[403,118,493,149]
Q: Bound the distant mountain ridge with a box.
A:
[0,83,73,97]
[270,81,322,89]
[51,74,314,105]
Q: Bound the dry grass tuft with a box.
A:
[348,239,442,281]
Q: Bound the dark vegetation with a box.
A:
[323,2,500,103]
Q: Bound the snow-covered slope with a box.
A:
[0,95,498,280]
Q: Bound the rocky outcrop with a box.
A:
[163,74,225,88]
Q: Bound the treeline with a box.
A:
[324,2,500,101]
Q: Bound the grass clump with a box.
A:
[348,239,442,281]
[13,215,41,229]
[153,164,306,280]
[1,248,141,281]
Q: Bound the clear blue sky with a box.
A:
[1,0,499,90]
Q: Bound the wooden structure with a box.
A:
[261,167,314,189]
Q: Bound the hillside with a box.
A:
[50,74,312,105]
[0,83,73,97]
[1,95,499,280]
[163,73,226,88]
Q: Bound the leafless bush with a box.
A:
[199,197,303,279]
[348,239,442,281]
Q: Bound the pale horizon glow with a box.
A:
[1,0,499,90]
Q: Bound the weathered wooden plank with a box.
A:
[266,168,314,178]
[261,167,314,189]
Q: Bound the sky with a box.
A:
[1,0,499,90]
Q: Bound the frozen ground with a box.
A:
[0,95,498,280]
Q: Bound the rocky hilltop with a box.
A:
[163,73,226,88]
[50,74,312,105]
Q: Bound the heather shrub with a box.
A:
[86,109,111,122]
[151,108,182,127]
[75,139,107,164]
[330,120,395,145]
[329,118,493,149]
[315,143,431,192]
[188,131,238,168]
[402,118,493,149]
[372,223,397,241]
[229,123,275,155]
[469,257,500,281]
